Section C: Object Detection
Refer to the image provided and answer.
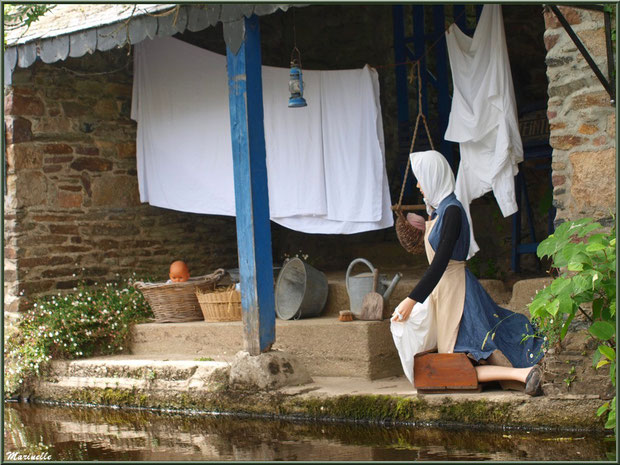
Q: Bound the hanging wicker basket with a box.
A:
[196,286,242,322]
[395,211,426,255]
[134,269,226,323]
[392,62,434,256]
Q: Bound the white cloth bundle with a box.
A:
[390,299,437,385]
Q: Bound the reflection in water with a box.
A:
[3,403,613,461]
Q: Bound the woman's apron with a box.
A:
[424,217,466,354]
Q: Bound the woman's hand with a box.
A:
[391,297,416,322]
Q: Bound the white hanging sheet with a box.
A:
[132,36,235,216]
[444,4,523,258]
[131,36,393,234]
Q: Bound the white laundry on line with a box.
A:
[131,36,393,234]
[444,4,523,259]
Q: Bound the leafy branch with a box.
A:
[528,217,616,432]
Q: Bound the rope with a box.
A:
[395,61,435,210]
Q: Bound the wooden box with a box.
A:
[414,350,480,393]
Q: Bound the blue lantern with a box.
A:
[288,48,307,108]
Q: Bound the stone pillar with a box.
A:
[543,6,616,225]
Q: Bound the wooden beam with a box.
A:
[225,14,275,355]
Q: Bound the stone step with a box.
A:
[34,358,231,400]
[131,317,401,380]
[128,277,516,381]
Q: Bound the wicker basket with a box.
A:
[134,269,225,323]
[196,286,242,322]
[395,211,425,255]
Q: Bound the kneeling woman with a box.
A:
[394,150,544,396]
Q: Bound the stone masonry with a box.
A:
[543,6,616,225]
[4,50,239,314]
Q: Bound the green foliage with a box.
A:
[4,276,153,397]
[3,4,54,45]
[529,218,616,432]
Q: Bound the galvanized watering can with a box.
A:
[345,258,402,316]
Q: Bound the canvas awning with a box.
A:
[4,3,295,84]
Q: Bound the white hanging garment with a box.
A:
[444,4,523,259]
[131,37,393,234]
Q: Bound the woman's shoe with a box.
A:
[524,365,543,396]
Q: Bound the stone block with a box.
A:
[544,6,582,29]
[62,102,90,117]
[552,175,565,187]
[75,80,105,96]
[570,148,615,210]
[548,78,587,99]
[105,82,132,97]
[70,157,113,172]
[45,155,73,164]
[43,165,62,174]
[57,190,83,209]
[507,277,553,316]
[91,176,140,207]
[607,114,615,137]
[545,56,574,68]
[31,117,71,134]
[561,330,596,353]
[75,145,100,156]
[229,350,312,391]
[5,93,44,116]
[16,171,47,207]
[570,91,612,110]
[48,224,80,235]
[577,28,607,58]
[578,124,598,135]
[8,144,44,170]
[549,135,584,150]
[117,141,136,158]
[543,33,559,51]
[5,117,32,144]
[94,98,119,119]
[44,143,73,154]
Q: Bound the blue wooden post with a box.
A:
[226,15,275,355]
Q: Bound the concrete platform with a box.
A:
[131,276,513,380]
[132,317,401,379]
[27,356,606,432]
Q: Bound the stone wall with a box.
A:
[4,50,239,313]
[6,5,609,314]
[543,6,616,225]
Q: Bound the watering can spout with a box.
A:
[382,272,402,301]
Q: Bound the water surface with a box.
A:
[3,403,614,461]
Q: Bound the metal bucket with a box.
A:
[275,258,328,320]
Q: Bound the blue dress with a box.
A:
[428,194,544,368]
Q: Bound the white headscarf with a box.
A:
[410,150,455,213]
[409,150,477,259]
